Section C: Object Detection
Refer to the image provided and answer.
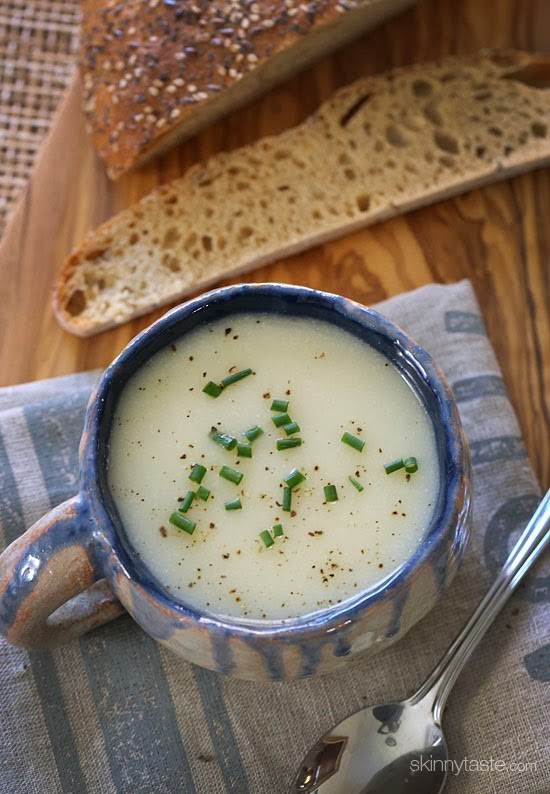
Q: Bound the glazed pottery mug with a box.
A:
[0,284,471,680]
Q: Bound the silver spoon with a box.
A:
[292,489,550,794]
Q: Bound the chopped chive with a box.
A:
[178,490,195,513]
[324,484,338,502]
[283,468,306,489]
[341,431,365,452]
[277,437,302,451]
[209,430,237,451]
[219,465,243,485]
[272,523,284,537]
[196,485,211,501]
[272,413,291,428]
[282,486,292,512]
[221,368,253,388]
[348,475,364,492]
[202,381,223,398]
[243,425,263,442]
[259,529,274,548]
[270,398,289,412]
[384,458,405,474]
[169,512,196,535]
[283,420,300,436]
[236,442,252,458]
[225,497,242,510]
[189,463,207,483]
[404,456,418,473]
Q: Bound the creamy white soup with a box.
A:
[107,313,439,620]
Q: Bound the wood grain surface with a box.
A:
[0,0,548,488]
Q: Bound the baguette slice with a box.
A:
[54,50,550,336]
[80,0,415,179]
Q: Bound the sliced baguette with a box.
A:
[54,50,550,336]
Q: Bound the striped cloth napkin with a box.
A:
[0,280,547,794]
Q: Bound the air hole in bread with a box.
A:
[439,155,455,168]
[423,102,443,126]
[434,130,459,154]
[473,90,493,101]
[165,194,178,205]
[85,247,108,262]
[238,227,253,241]
[344,168,356,180]
[202,235,213,252]
[356,194,371,212]
[339,93,372,126]
[66,290,86,316]
[162,253,181,272]
[236,181,249,191]
[162,227,181,248]
[218,237,226,251]
[531,121,548,138]
[386,125,410,147]
[185,233,197,250]
[412,79,433,97]
[476,145,486,158]
[129,233,139,245]
[488,126,503,137]
[277,185,290,191]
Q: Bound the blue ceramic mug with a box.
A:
[0,284,471,680]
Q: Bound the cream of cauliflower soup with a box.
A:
[107,313,439,620]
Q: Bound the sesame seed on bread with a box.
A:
[80,0,415,178]
[54,50,550,336]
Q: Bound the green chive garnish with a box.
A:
[282,486,292,512]
[259,529,274,548]
[341,432,365,452]
[189,463,207,483]
[178,491,195,513]
[405,456,418,473]
[277,437,302,451]
[202,381,223,398]
[348,475,364,492]
[272,413,291,428]
[283,420,300,436]
[272,523,284,537]
[384,458,405,474]
[271,398,289,412]
[324,484,338,502]
[221,368,253,388]
[209,430,237,450]
[196,485,210,501]
[169,512,196,535]
[219,465,243,485]
[225,497,242,510]
[236,442,252,458]
[283,468,306,489]
[243,425,263,442]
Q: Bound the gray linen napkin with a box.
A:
[0,280,547,794]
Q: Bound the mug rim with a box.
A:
[81,283,470,639]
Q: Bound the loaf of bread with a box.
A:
[54,50,550,336]
[80,0,415,179]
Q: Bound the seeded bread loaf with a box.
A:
[80,0,416,178]
[54,50,550,336]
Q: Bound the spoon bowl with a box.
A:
[291,489,550,793]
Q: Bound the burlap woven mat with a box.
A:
[0,0,80,235]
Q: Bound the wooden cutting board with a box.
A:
[0,0,548,488]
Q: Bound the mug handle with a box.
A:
[0,494,124,649]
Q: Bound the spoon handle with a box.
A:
[412,488,550,722]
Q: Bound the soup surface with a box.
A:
[108,313,440,620]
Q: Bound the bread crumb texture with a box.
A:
[56,50,550,335]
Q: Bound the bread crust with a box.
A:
[54,50,550,337]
